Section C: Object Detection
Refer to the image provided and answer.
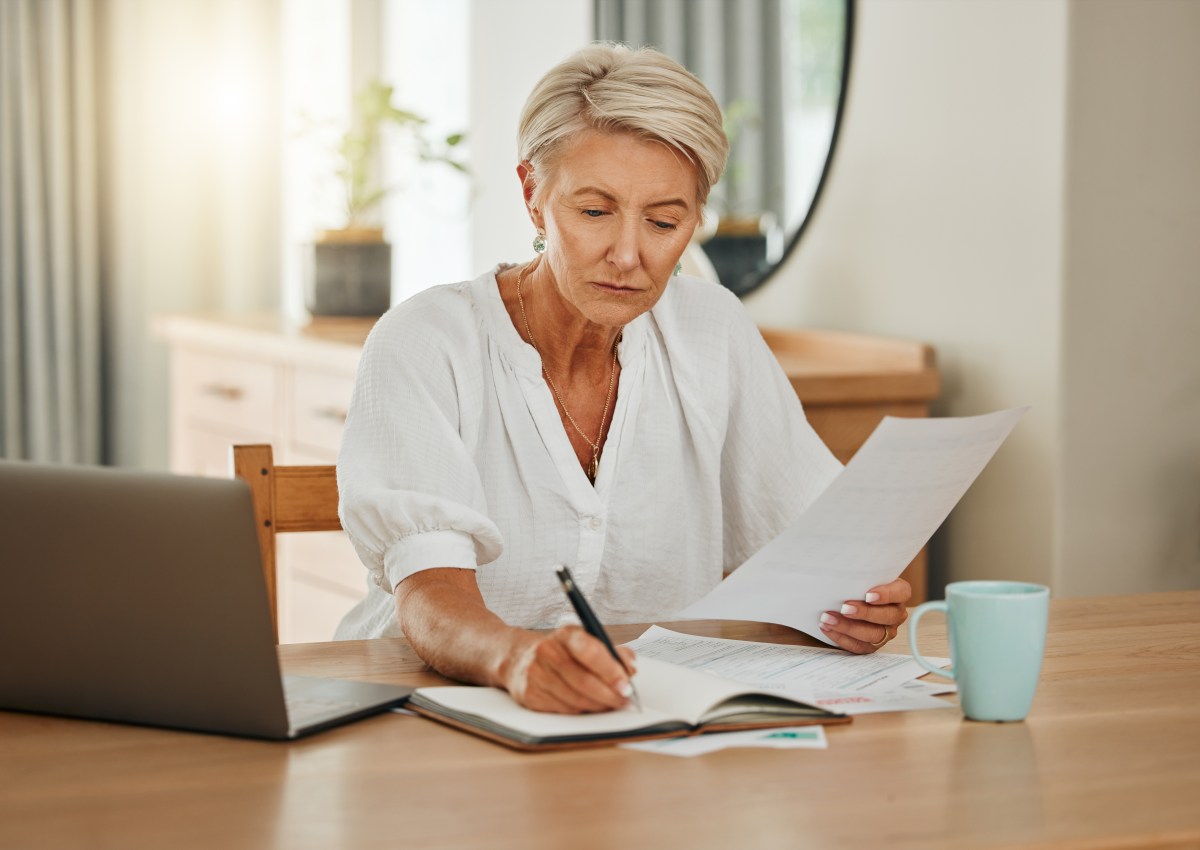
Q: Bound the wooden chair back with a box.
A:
[231,444,341,641]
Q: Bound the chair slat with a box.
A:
[231,445,342,642]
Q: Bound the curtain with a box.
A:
[0,0,102,463]
[594,0,787,222]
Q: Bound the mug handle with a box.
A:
[908,600,955,679]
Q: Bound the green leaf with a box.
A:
[385,106,427,125]
[299,75,470,227]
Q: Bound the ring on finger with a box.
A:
[870,625,890,648]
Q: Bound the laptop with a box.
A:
[0,461,412,739]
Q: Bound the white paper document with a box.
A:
[677,407,1027,643]
[621,725,827,757]
[625,627,951,711]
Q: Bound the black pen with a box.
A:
[555,566,642,711]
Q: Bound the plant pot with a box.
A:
[305,228,392,317]
[700,215,781,297]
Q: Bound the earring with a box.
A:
[673,261,683,277]
[532,230,547,254]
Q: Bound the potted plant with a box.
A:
[701,99,780,296]
[307,79,466,317]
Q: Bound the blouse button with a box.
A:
[588,516,603,531]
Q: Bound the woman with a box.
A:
[335,43,910,713]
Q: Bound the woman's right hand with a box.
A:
[394,568,636,714]
[501,625,637,714]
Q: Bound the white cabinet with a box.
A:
[155,314,373,643]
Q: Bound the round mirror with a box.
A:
[595,0,853,296]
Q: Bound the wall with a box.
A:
[467,0,592,274]
[746,0,1200,596]
[382,1,472,302]
[745,0,1070,592]
[1058,0,1200,595]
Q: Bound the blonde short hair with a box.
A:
[518,43,729,206]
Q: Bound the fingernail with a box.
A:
[840,603,858,616]
[820,613,838,626]
[618,681,633,698]
[865,592,881,603]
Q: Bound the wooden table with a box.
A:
[3,592,1197,850]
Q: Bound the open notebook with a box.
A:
[408,656,849,751]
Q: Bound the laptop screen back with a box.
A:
[0,462,290,738]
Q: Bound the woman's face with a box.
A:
[528,130,701,329]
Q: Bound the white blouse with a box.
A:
[333,266,842,640]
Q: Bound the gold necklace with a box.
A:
[516,262,621,484]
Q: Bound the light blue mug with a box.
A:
[908,581,1050,722]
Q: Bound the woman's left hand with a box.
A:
[819,577,912,654]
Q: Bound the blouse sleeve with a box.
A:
[336,294,504,594]
[719,306,844,570]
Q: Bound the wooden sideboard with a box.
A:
[155,314,938,642]
[153,314,369,644]
[760,328,940,465]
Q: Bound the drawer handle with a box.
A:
[201,383,244,401]
[313,406,348,424]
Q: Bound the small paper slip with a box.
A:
[902,678,957,696]
[810,682,956,716]
[677,407,1027,643]
[622,725,827,757]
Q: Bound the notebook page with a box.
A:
[413,685,679,738]
[414,657,810,736]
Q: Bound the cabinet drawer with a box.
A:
[175,425,269,477]
[176,350,277,435]
[277,530,365,596]
[277,532,366,644]
[279,571,362,644]
[290,368,356,456]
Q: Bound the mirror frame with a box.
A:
[720,0,856,298]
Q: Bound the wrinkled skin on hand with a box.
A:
[819,577,912,653]
[503,625,637,713]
